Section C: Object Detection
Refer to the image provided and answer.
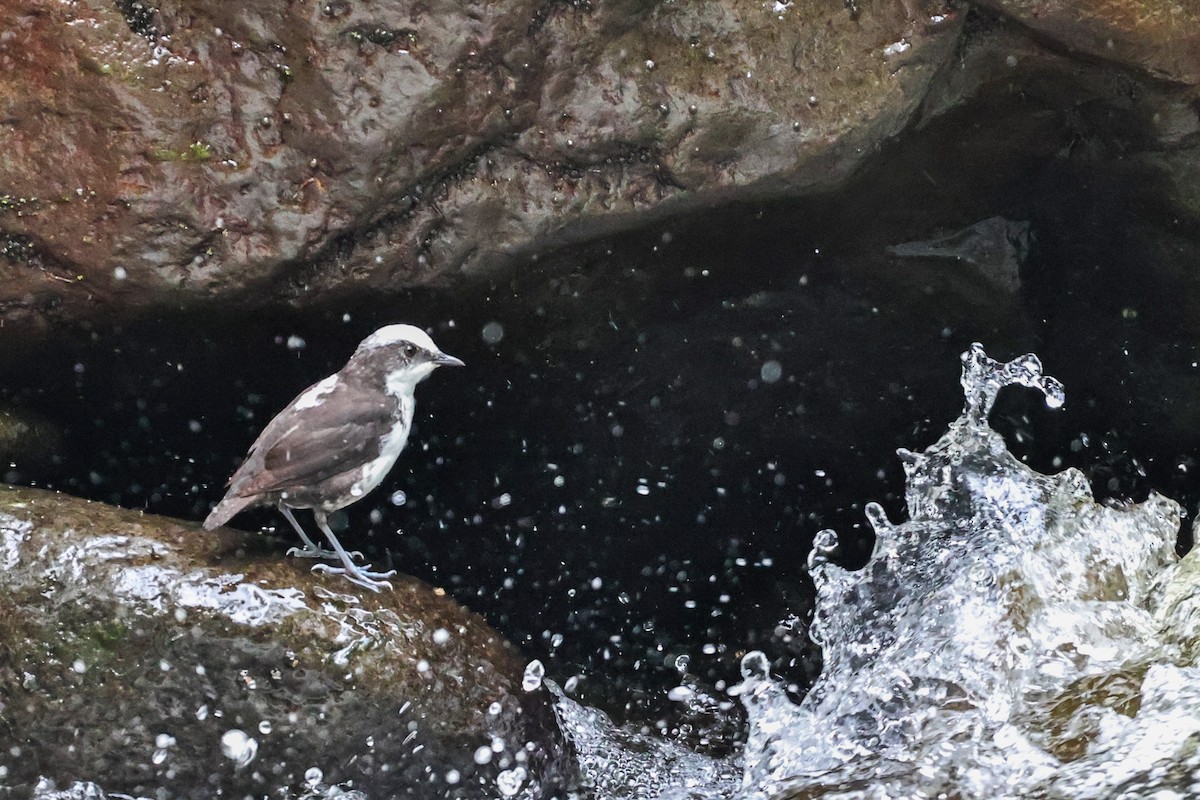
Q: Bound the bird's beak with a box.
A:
[433,351,465,367]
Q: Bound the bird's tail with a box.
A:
[203,494,257,530]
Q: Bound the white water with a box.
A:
[554,343,1200,800]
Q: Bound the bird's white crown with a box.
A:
[359,323,439,353]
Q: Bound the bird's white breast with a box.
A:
[347,395,414,500]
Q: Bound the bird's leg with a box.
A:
[279,505,338,559]
[279,505,362,561]
[308,510,397,593]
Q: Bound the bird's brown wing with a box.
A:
[226,381,397,498]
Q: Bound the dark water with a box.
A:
[2,82,1198,723]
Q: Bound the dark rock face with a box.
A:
[0,485,574,798]
[0,0,963,330]
[972,0,1200,84]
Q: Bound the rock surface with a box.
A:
[0,484,574,798]
[972,0,1200,84]
[0,0,962,331]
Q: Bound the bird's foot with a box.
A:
[287,545,365,561]
[311,563,397,593]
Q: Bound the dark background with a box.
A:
[3,78,1197,724]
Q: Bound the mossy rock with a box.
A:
[0,485,575,798]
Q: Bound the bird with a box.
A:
[203,323,463,592]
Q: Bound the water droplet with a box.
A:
[760,360,783,384]
[474,744,493,764]
[740,650,770,679]
[432,627,451,645]
[390,489,408,506]
[286,335,306,351]
[522,659,545,691]
[219,729,258,767]
[481,321,505,345]
[667,685,694,702]
[497,766,527,797]
[304,766,324,786]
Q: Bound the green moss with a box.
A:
[186,141,213,160]
[152,141,214,162]
[0,194,41,215]
[85,618,131,651]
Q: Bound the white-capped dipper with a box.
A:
[203,324,463,592]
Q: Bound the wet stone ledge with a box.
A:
[0,484,575,799]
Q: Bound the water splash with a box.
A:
[547,680,741,799]
[959,341,1064,423]
[732,343,1197,798]
[547,343,1200,799]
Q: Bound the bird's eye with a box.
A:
[402,344,418,358]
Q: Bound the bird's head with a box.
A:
[352,324,464,397]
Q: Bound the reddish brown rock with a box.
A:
[0,0,963,332]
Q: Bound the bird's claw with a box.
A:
[287,545,336,559]
[287,546,365,561]
[310,563,397,593]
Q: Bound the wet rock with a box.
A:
[0,0,962,330]
[971,0,1200,84]
[0,484,575,798]
[887,216,1031,294]
[0,405,62,473]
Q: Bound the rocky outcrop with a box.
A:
[0,484,574,798]
[0,0,963,331]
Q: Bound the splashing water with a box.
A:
[733,343,1199,799]
[551,343,1200,799]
